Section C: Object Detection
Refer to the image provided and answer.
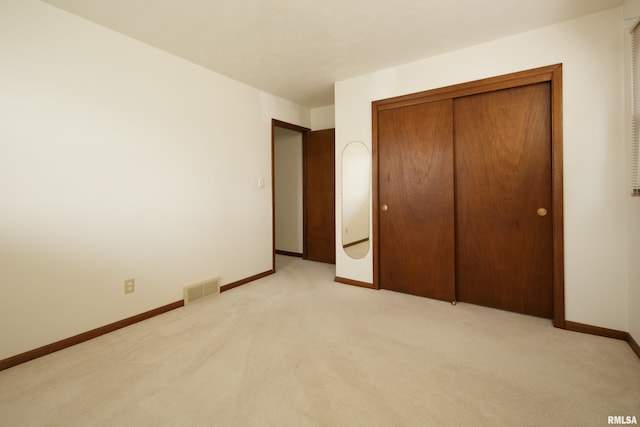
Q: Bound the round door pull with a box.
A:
[381,204,389,211]
[537,208,548,217]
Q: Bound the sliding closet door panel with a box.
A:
[378,100,455,300]
[454,83,553,318]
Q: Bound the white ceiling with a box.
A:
[42,0,623,107]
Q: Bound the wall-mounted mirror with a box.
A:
[342,141,370,259]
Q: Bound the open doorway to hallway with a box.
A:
[271,119,335,271]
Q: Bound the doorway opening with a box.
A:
[271,119,336,271]
[272,119,309,271]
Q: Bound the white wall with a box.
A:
[625,0,640,19]
[624,0,640,344]
[335,7,630,331]
[0,0,310,360]
[274,128,303,253]
[311,105,335,130]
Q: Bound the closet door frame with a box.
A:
[371,64,565,328]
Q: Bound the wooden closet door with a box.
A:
[378,100,455,300]
[454,83,553,318]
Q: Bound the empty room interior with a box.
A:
[1,0,640,425]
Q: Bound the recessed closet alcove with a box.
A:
[372,64,564,325]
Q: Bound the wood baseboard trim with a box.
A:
[275,250,303,257]
[1,270,276,371]
[564,321,628,340]
[220,270,274,292]
[335,276,376,289]
[0,300,184,372]
[628,333,640,359]
[565,321,639,359]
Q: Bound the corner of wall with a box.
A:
[311,105,335,130]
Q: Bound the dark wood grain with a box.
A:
[377,99,455,301]
[454,83,553,318]
[550,66,565,328]
[372,105,381,289]
[305,129,336,264]
[372,64,563,323]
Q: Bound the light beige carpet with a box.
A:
[1,255,639,426]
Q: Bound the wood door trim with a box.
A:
[272,119,310,133]
[271,119,310,271]
[372,106,381,290]
[302,131,308,259]
[374,64,557,111]
[372,64,565,327]
[550,66,565,328]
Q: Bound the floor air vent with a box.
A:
[184,277,220,305]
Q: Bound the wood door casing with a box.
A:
[377,100,455,300]
[454,83,553,318]
[305,129,335,264]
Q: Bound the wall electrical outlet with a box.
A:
[124,278,135,294]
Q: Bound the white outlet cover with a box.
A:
[124,279,135,294]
